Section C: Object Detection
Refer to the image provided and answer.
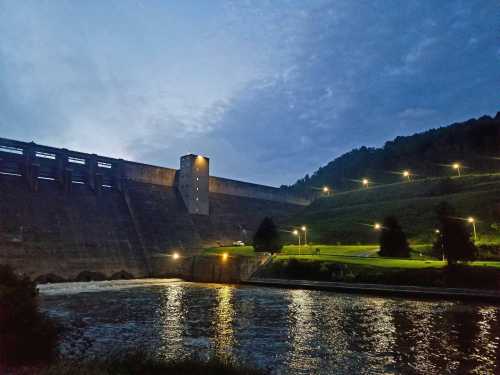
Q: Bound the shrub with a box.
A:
[252,217,283,254]
[0,265,58,366]
[378,216,410,257]
[434,202,477,265]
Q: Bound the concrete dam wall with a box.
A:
[0,137,308,280]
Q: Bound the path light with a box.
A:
[452,163,461,177]
[374,223,381,231]
[403,170,411,181]
[293,229,301,253]
[362,178,369,187]
[301,226,307,246]
[172,252,180,260]
[468,217,477,241]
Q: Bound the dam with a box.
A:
[0,137,311,280]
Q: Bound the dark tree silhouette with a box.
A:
[0,265,58,366]
[433,202,477,265]
[253,217,283,254]
[378,216,410,257]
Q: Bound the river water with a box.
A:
[39,279,500,374]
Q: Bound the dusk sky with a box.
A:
[0,1,498,186]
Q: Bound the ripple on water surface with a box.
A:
[39,279,500,375]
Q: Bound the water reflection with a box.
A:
[214,285,234,359]
[38,280,500,375]
[157,284,185,360]
[287,289,320,373]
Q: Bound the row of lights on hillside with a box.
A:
[372,215,478,240]
[319,163,466,196]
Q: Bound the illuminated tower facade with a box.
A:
[178,154,209,215]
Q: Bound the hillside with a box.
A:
[286,113,500,194]
[286,174,500,244]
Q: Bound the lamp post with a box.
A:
[301,226,307,246]
[374,223,381,231]
[434,229,444,261]
[293,229,301,255]
[322,186,330,196]
[403,170,411,182]
[453,163,461,177]
[468,217,477,241]
[362,178,369,188]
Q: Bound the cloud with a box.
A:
[0,0,498,186]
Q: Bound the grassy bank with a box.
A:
[204,244,378,257]
[203,244,500,268]
[255,258,500,290]
[287,173,500,244]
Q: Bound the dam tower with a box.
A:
[178,154,210,215]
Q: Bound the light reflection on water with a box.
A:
[39,279,500,375]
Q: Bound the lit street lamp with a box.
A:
[362,178,369,188]
[453,163,461,177]
[293,229,301,254]
[322,186,330,196]
[403,170,411,182]
[434,229,444,261]
[301,225,307,246]
[468,217,477,241]
[172,252,180,260]
[374,223,381,231]
[222,252,229,261]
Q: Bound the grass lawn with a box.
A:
[273,254,447,268]
[203,244,379,257]
[203,244,500,269]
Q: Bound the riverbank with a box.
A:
[245,278,500,303]
[7,354,265,375]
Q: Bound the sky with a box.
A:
[0,0,498,186]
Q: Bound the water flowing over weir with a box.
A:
[39,280,500,375]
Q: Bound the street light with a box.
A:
[322,186,330,196]
[374,223,381,231]
[403,170,411,182]
[222,252,229,261]
[293,229,301,254]
[434,229,444,261]
[301,226,307,246]
[452,163,461,177]
[362,178,369,187]
[468,217,477,241]
[172,252,180,260]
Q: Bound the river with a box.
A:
[39,279,500,374]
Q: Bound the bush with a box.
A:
[252,217,283,254]
[434,202,477,265]
[0,265,58,366]
[378,216,410,258]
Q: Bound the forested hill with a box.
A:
[286,112,500,194]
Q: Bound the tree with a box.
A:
[0,265,58,366]
[378,216,410,257]
[433,202,477,265]
[252,217,283,254]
